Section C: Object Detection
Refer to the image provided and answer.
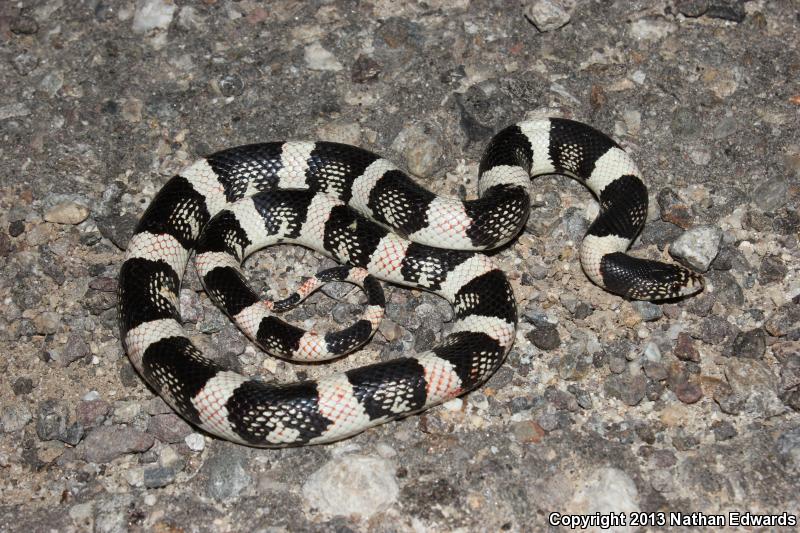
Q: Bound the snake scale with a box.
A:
[118,117,703,447]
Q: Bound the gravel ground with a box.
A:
[1,1,799,532]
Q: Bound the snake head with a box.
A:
[600,252,705,300]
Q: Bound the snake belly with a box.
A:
[118,117,703,447]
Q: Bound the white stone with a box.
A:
[304,42,343,71]
[132,0,177,33]
[670,225,722,272]
[302,455,399,517]
[45,201,90,224]
[629,19,676,41]
[185,432,206,452]
[571,467,640,533]
[525,0,574,32]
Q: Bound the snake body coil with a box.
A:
[118,118,702,447]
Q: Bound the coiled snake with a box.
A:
[118,117,703,447]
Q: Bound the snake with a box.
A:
[117,117,703,447]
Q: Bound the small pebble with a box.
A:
[143,466,177,488]
[147,414,193,443]
[511,420,545,443]
[132,0,177,33]
[304,42,343,71]
[759,255,787,285]
[0,405,32,433]
[524,0,573,32]
[670,225,722,271]
[731,329,767,359]
[36,400,69,442]
[604,373,647,406]
[12,377,34,396]
[674,333,701,362]
[44,202,90,225]
[671,378,704,404]
[632,301,663,322]
[185,433,206,452]
[302,455,399,517]
[204,449,252,500]
[712,420,738,441]
[526,325,560,351]
[80,426,155,463]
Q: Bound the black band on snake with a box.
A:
[117,117,703,447]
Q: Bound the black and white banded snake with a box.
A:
[118,117,703,447]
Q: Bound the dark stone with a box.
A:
[657,188,694,228]
[604,373,647,406]
[79,426,155,463]
[526,325,560,351]
[413,327,437,352]
[374,17,423,50]
[670,108,702,142]
[784,390,800,412]
[218,74,244,97]
[759,255,787,285]
[38,248,66,285]
[672,430,700,451]
[63,421,85,446]
[773,209,800,236]
[12,377,34,396]
[711,420,737,441]
[714,386,745,415]
[76,399,110,428]
[765,303,800,337]
[36,399,69,442]
[707,271,744,308]
[779,353,800,392]
[676,0,710,17]
[743,209,772,232]
[0,232,11,256]
[731,329,767,359]
[567,384,593,409]
[95,212,139,250]
[57,334,91,366]
[646,379,665,401]
[509,396,536,414]
[635,424,657,444]
[632,301,663,322]
[10,15,39,35]
[697,315,739,345]
[643,360,668,381]
[119,361,141,388]
[545,386,579,412]
[351,55,381,83]
[687,292,715,317]
[144,466,177,488]
[608,354,627,374]
[147,413,193,443]
[11,51,39,76]
[672,379,703,404]
[572,302,593,319]
[83,288,116,315]
[639,219,683,249]
[649,449,678,468]
[705,1,746,23]
[89,276,117,292]
[8,220,25,237]
[674,332,701,362]
[606,338,637,361]
[711,246,749,272]
[486,366,514,390]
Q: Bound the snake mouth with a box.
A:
[674,272,705,298]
